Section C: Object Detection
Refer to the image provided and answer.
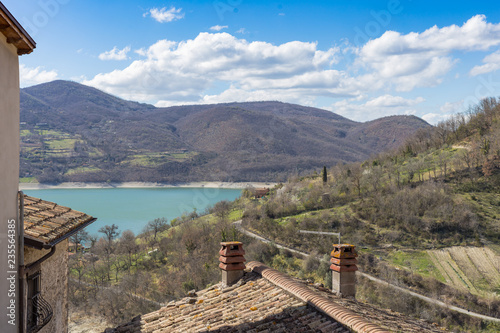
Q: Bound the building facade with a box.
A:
[0,3,35,332]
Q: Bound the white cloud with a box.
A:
[236,28,246,34]
[330,95,423,121]
[470,50,500,76]
[81,16,500,117]
[421,100,463,125]
[134,48,147,56]
[19,64,58,87]
[70,75,88,82]
[84,32,342,104]
[155,86,318,108]
[365,95,424,107]
[358,15,500,90]
[421,113,453,125]
[202,87,320,106]
[210,25,228,31]
[145,7,184,23]
[440,100,464,114]
[98,46,131,61]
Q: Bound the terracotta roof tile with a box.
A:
[106,272,350,333]
[23,195,95,246]
[245,261,389,333]
[107,262,445,333]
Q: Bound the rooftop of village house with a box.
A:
[107,261,444,333]
[22,194,96,249]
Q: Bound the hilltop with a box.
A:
[20,80,429,183]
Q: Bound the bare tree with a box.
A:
[365,165,383,192]
[69,253,87,284]
[98,224,120,281]
[119,230,139,271]
[70,230,89,253]
[212,200,232,221]
[349,164,364,198]
[437,151,451,178]
[143,217,169,245]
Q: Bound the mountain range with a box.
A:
[19,80,430,183]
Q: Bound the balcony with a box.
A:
[27,294,53,333]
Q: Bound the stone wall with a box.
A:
[24,239,69,333]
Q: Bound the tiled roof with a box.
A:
[23,195,96,248]
[247,262,385,333]
[107,271,350,333]
[106,262,443,333]
[247,262,443,333]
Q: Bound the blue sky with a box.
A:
[4,0,500,123]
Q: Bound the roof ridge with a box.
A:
[247,261,390,333]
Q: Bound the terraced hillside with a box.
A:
[20,80,430,183]
[428,247,500,296]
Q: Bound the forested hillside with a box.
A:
[69,98,500,332]
[20,80,429,183]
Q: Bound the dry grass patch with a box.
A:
[428,246,500,296]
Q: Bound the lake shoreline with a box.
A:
[22,187,245,235]
[19,181,277,190]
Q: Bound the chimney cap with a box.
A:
[332,244,356,248]
[331,244,358,259]
[220,241,243,246]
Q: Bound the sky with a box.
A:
[4,0,500,124]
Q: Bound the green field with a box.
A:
[19,177,38,183]
[387,250,445,282]
[65,167,101,175]
[124,152,197,167]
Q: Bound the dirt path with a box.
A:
[234,220,500,323]
[451,145,470,150]
[69,311,111,333]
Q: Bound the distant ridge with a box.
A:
[20,80,430,183]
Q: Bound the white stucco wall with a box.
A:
[0,31,21,333]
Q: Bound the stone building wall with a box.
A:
[24,239,69,333]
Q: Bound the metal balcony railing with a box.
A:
[27,294,53,333]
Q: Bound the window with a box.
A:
[26,272,52,333]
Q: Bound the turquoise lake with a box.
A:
[23,188,242,236]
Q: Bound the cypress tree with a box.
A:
[322,166,327,183]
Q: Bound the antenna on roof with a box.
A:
[299,230,341,245]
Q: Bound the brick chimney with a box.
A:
[219,241,246,286]
[330,244,358,297]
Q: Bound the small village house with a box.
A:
[252,187,270,199]
[21,195,96,333]
[0,3,97,332]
